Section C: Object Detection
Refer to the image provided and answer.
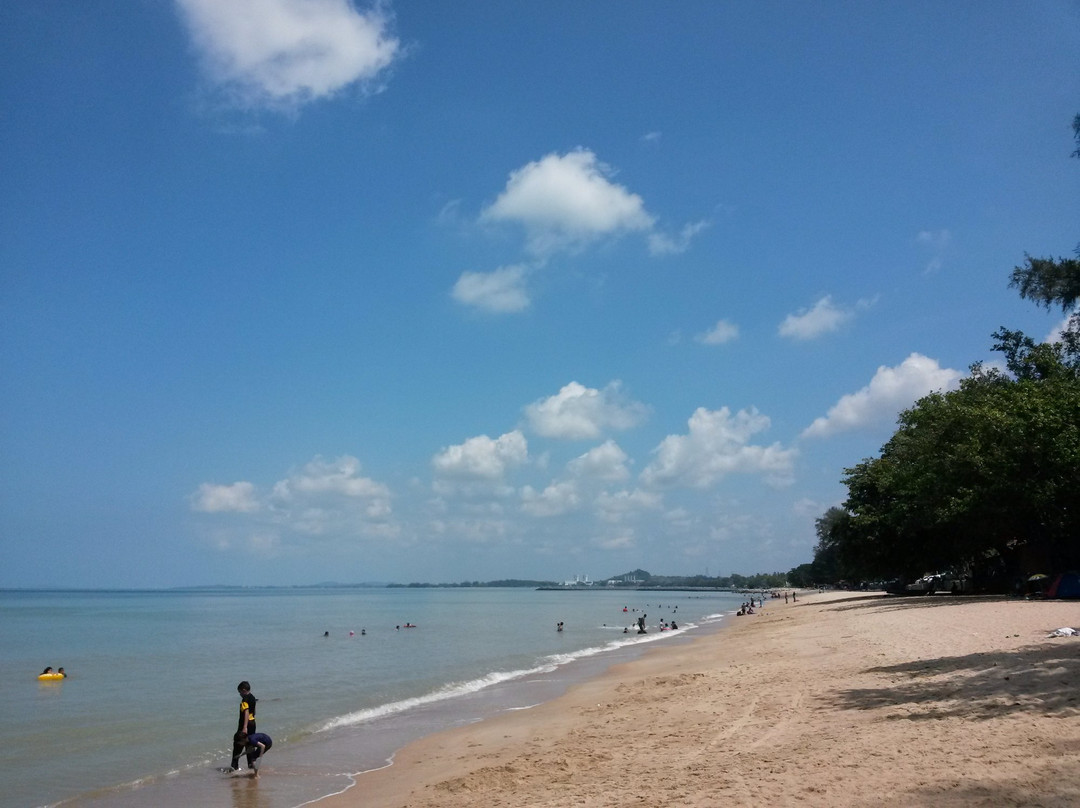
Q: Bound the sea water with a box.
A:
[0,587,747,808]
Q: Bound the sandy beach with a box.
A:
[325,591,1080,808]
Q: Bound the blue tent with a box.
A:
[1045,572,1080,599]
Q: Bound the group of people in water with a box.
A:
[585,604,682,634]
[322,623,419,637]
[38,666,66,679]
[736,591,799,616]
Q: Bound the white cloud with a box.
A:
[648,220,709,256]
[271,455,389,501]
[191,455,396,546]
[267,455,394,536]
[778,295,853,340]
[480,149,655,255]
[525,381,649,440]
[594,488,663,521]
[521,481,581,517]
[190,481,259,513]
[801,353,963,439]
[1046,309,1079,344]
[432,430,528,480]
[641,407,797,489]
[451,265,530,313]
[696,318,739,345]
[176,0,399,108]
[567,440,631,481]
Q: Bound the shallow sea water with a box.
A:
[0,587,744,807]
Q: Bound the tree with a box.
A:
[1009,254,1080,313]
[787,563,815,588]
[837,365,1080,586]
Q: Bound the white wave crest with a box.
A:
[316,627,690,733]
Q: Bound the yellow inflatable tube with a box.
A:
[38,672,65,681]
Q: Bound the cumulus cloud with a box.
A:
[451,264,530,313]
[778,295,853,340]
[566,440,631,481]
[190,481,260,513]
[271,455,390,501]
[480,149,655,255]
[191,455,396,546]
[525,381,649,440]
[696,319,739,345]
[640,407,797,489]
[432,430,528,480]
[594,488,663,522]
[801,353,963,439]
[266,455,394,536]
[520,481,581,517]
[175,0,400,108]
[648,220,709,256]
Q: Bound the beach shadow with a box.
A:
[825,594,1014,614]
[823,642,1080,720]
[902,772,1080,808]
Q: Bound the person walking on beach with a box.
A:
[230,681,258,771]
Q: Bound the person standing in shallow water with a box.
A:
[230,681,258,771]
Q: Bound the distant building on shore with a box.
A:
[562,574,593,587]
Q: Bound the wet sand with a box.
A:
[318,590,1080,807]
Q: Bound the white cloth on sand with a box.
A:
[1046,627,1078,637]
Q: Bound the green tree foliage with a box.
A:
[786,563,815,588]
[809,507,845,581]
[1009,254,1080,313]
[837,365,1080,586]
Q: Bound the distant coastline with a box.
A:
[1,569,791,593]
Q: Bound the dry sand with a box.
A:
[324,592,1080,807]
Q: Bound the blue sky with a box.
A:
[2,1,1078,588]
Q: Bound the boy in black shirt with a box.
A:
[229,681,257,771]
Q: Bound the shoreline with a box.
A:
[322,591,1080,807]
[22,588,739,808]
